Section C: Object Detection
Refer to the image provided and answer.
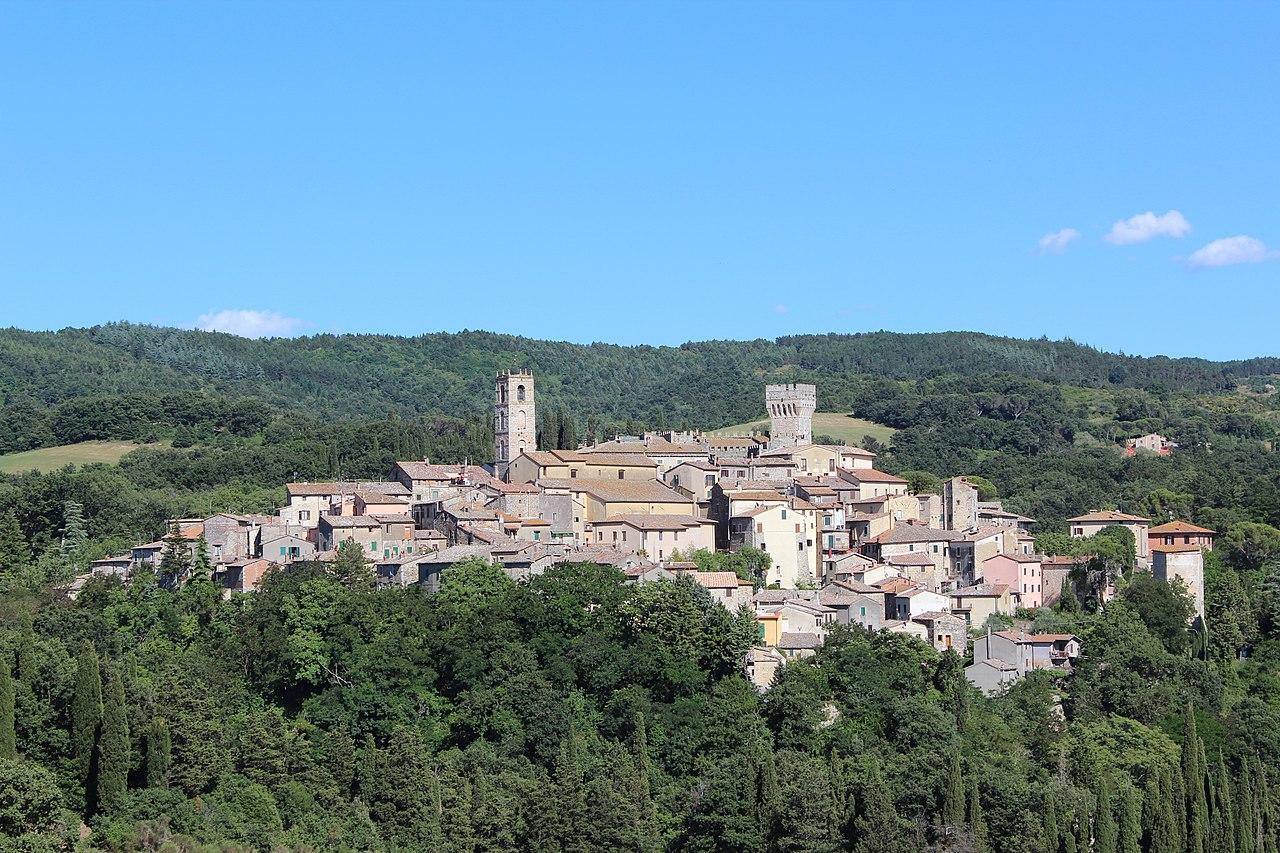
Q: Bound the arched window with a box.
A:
[518,410,527,428]
[517,385,526,402]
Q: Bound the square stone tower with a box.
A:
[765,383,816,450]
[495,370,535,473]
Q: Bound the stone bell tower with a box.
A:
[495,370,535,475]
[765,383,816,450]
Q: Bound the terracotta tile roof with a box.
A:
[683,571,742,590]
[354,489,409,505]
[868,526,962,545]
[885,552,937,566]
[728,490,788,502]
[1068,510,1149,523]
[1151,543,1205,553]
[596,514,710,530]
[984,552,1043,563]
[287,481,411,497]
[1149,520,1216,535]
[537,478,690,503]
[993,629,1079,644]
[840,469,908,484]
[913,610,963,623]
[574,453,659,468]
[877,577,918,594]
[320,515,380,529]
[952,583,1011,597]
[779,632,823,650]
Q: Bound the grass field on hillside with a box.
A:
[0,440,152,474]
[711,413,896,447]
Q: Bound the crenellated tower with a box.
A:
[765,383,816,450]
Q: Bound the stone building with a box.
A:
[765,383,816,450]
[495,370,535,476]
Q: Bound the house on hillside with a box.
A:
[1148,520,1216,552]
[1068,510,1150,559]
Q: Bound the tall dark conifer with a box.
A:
[1096,780,1118,853]
[0,658,15,760]
[96,660,129,814]
[72,646,103,806]
[145,718,170,788]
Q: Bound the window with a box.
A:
[533,531,540,541]
[1073,527,1083,535]
[618,470,625,479]
[517,385,526,401]
[300,510,311,521]
[369,542,376,551]
[781,509,788,520]
[859,606,866,618]
[756,523,763,533]
[612,531,618,542]
[570,470,578,478]
[658,531,664,541]
[279,546,287,556]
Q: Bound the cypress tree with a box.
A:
[145,718,170,788]
[1171,759,1188,852]
[0,510,31,573]
[941,751,965,830]
[1216,752,1238,853]
[968,776,987,853]
[0,658,15,759]
[96,660,129,814]
[72,646,103,804]
[1254,755,1271,853]
[1143,772,1160,850]
[1240,758,1256,853]
[1096,780,1119,853]
[1185,704,1209,853]
[1045,793,1062,853]
[1075,796,1094,853]
[1118,783,1142,853]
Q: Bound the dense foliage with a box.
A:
[1,549,1279,851]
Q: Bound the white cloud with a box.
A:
[1187,235,1278,269]
[1037,227,1080,255]
[773,304,789,315]
[196,309,305,338]
[1105,210,1191,245]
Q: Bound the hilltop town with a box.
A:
[84,370,1211,694]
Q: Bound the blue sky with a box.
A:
[2,3,1278,358]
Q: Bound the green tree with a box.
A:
[968,776,987,853]
[190,534,213,583]
[0,757,71,841]
[158,520,190,584]
[0,510,31,575]
[1183,704,1209,853]
[60,499,89,566]
[1224,522,1280,571]
[0,658,15,760]
[1120,573,1195,654]
[941,751,965,830]
[1096,779,1118,853]
[145,718,171,788]
[72,646,102,806]
[1045,792,1061,853]
[332,538,374,589]
[96,660,130,814]
[1118,783,1142,853]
